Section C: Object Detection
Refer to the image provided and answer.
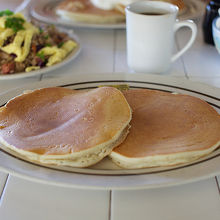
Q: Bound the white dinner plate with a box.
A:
[0,31,81,80]
[30,0,125,30]
[30,0,205,30]
[0,73,219,190]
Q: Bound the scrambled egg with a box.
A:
[39,40,77,66]
[0,12,77,72]
[25,66,40,72]
[0,13,39,62]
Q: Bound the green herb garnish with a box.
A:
[44,35,49,39]
[58,42,64,48]
[49,24,55,29]
[36,51,45,61]
[45,43,52,47]
[5,17,25,32]
[0,9,14,17]
[39,27,44,33]
[98,84,130,91]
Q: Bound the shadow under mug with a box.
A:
[126,1,197,74]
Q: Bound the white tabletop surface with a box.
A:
[0,1,220,219]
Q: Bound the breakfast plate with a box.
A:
[30,0,205,30]
[0,31,81,80]
[0,73,219,189]
[30,0,125,29]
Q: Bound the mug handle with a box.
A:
[171,20,197,62]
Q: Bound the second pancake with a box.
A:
[110,89,220,168]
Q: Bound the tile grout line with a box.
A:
[179,55,189,79]
[113,30,117,73]
[108,190,112,220]
[0,174,9,203]
[214,176,220,195]
[181,56,189,80]
[39,74,43,81]
[175,35,189,79]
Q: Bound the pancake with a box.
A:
[155,0,186,15]
[0,87,131,167]
[109,89,220,169]
[56,0,125,24]
[108,0,186,16]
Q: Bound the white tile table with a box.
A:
[0,1,219,220]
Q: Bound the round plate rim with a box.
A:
[0,73,219,190]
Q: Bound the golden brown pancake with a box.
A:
[0,87,131,167]
[109,89,220,169]
[56,0,125,24]
[155,0,186,15]
[109,0,186,16]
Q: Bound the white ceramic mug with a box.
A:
[126,1,197,74]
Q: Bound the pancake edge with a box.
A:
[56,9,125,24]
[109,140,220,169]
[0,125,130,168]
[0,87,132,168]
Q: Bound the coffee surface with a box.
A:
[139,12,167,15]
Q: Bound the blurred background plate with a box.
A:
[30,0,205,29]
[30,0,126,29]
[0,30,81,80]
[179,0,206,20]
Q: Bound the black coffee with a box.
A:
[140,12,167,15]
